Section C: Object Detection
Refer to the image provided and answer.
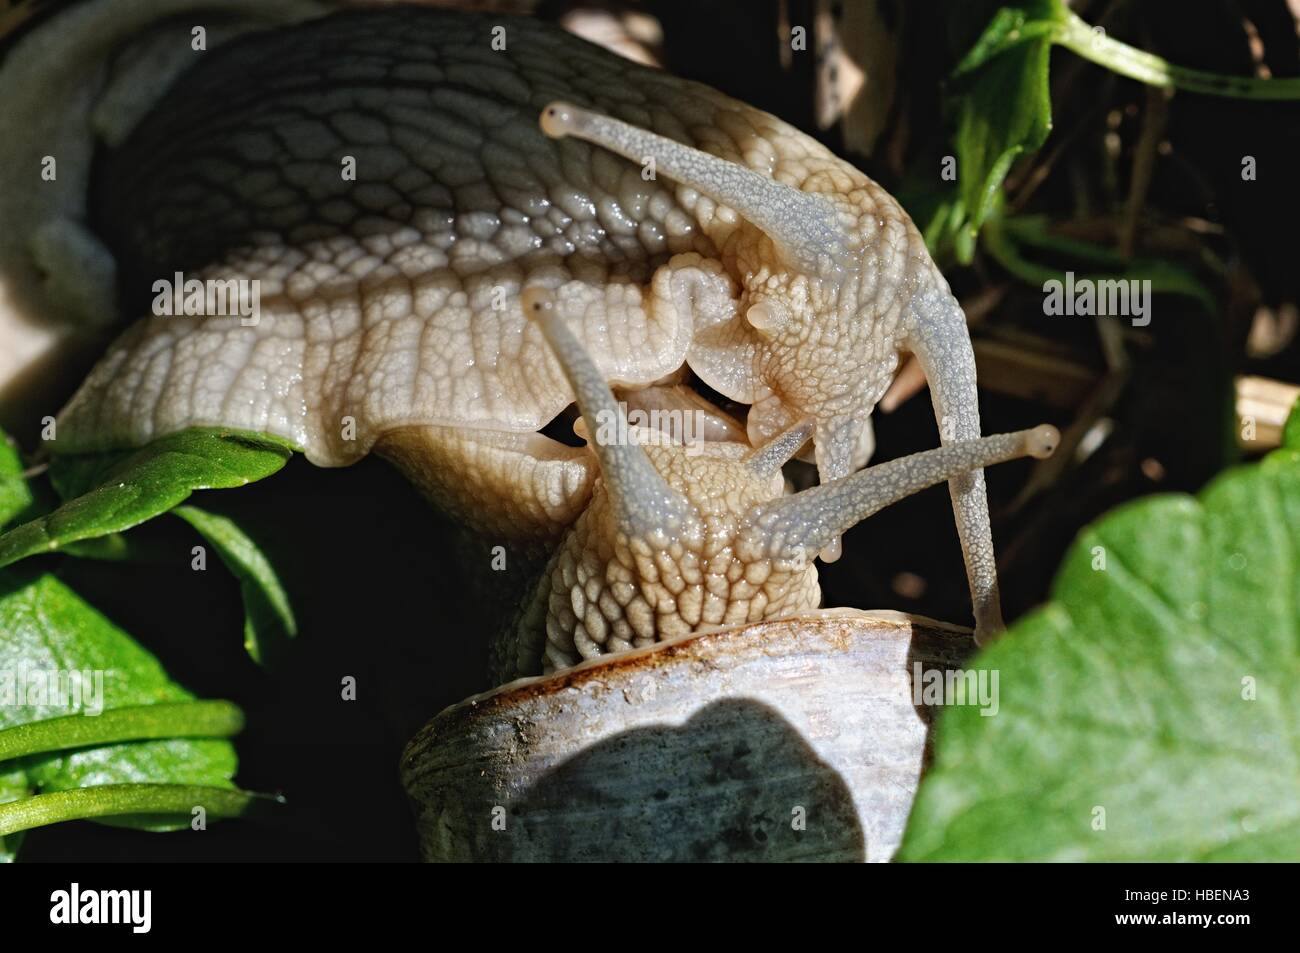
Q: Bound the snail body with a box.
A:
[500,288,1056,679]
[31,4,1009,638]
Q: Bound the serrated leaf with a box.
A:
[0,428,295,569]
[898,445,1300,861]
[0,569,243,844]
[173,505,296,666]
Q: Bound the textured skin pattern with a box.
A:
[375,383,747,543]
[507,423,1055,676]
[55,7,1004,640]
[377,425,596,542]
[514,441,819,676]
[60,8,938,474]
[737,427,1055,563]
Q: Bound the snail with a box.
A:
[500,287,1057,679]
[405,290,1046,860]
[4,3,1020,643]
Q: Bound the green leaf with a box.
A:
[0,431,33,529]
[952,0,1067,76]
[0,428,295,569]
[60,533,140,562]
[944,2,1300,261]
[0,569,245,844]
[173,505,297,666]
[949,0,1064,261]
[898,445,1300,861]
[0,424,32,852]
[1284,397,1300,452]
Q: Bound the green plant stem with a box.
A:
[983,218,1216,312]
[1058,10,1300,100]
[0,701,244,763]
[0,783,265,836]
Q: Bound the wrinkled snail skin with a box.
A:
[501,287,1059,679]
[52,7,1006,637]
[534,96,1005,639]
[66,7,788,461]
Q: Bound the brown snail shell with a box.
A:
[400,609,973,862]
